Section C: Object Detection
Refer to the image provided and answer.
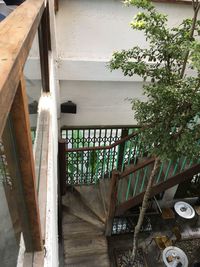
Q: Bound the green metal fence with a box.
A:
[61,126,200,192]
[61,126,141,185]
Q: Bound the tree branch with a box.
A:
[180,3,200,78]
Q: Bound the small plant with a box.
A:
[110,0,200,262]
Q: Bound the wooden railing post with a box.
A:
[105,170,120,236]
[58,140,67,196]
[11,76,42,252]
[117,128,129,171]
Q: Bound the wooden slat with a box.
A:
[115,163,200,216]
[120,158,155,179]
[34,108,50,240]
[105,170,120,236]
[64,253,110,267]
[0,0,45,138]
[62,190,105,230]
[99,179,111,217]
[117,128,129,171]
[75,185,107,223]
[11,77,42,251]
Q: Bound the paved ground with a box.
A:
[108,212,200,266]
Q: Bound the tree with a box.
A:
[109,0,200,264]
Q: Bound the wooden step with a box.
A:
[64,236,108,258]
[62,190,104,230]
[64,253,110,267]
[62,213,103,239]
[75,184,106,223]
[99,179,111,218]
[62,211,83,225]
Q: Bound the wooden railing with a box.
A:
[116,156,200,207]
[105,156,200,235]
[59,127,146,186]
[0,0,51,253]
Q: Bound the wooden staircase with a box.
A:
[59,130,200,265]
[62,181,110,267]
[114,159,200,216]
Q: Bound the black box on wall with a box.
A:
[61,101,77,114]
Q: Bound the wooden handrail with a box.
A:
[120,157,155,179]
[0,0,45,138]
[61,125,141,130]
[65,131,138,152]
[152,0,192,4]
[115,163,200,216]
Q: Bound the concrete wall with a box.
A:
[60,80,144,126]
[23,0,194,127]
[56,0,193,60]
[55,0,194,127]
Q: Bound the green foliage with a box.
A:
[110,0,200,161]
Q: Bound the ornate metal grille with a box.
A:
[61,126,140,185]
[62,128,122,148]
[112,215,152,235]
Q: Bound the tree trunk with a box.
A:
[131,157,160,261]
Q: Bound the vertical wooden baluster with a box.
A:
[105,170,120,236]
[117,128,129,172]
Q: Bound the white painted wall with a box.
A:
[56,0,193,60]
[22,1,195,127]
[56,0,194,127]
[60,80,144,126]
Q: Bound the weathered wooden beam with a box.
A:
[34,108,50,241]
[0,0,45,138]
[11,76,42,251]
[105,170,120,236]
[115,163,200,216]
[38,2,51,93]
